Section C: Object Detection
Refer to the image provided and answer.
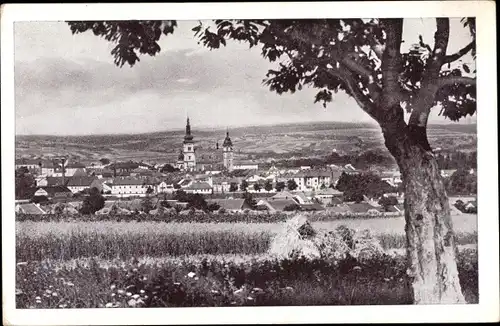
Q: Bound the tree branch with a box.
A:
[380,18,404,107]
[408,18,451,129]
[408,76,476,127]
[427,18,450,78]
[324,65,383,123]
[443,40,475,63]
[435,76,476,88]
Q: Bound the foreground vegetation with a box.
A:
[16,216,478,307]
[16,249,478,308]
[16,221,477,261]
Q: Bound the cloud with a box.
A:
[14,19,472,135]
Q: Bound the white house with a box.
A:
[184,181,213,194]
[313,188,344,203]
[66,176,102,194]
[380,170,402,187]
[40,160,62,177]
[293,170,332,191]
[156,181,176,194]
[233,164,259,170]
[111,177,153,197]
[15,158,40,172]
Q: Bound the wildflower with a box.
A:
[233,288,244,295]
[35,296,41,300]
[142,277,148,281]
[117,290,125,295]
[211,290,219,294]
[194,277,199,280]
[126,292,132,297]
[15,289,23,295]
[105,302,114,308]
[140,290,145,294]
[174,282,181,285]
[52,292,58,297]
[111,293,115,297]
[127,298,137,307]
[353,266,362,271]
[252,288,263,293]
[110,284,116,290]
[132,294,140,299]
[45,289,52,294]
[247,296,254,300]
[285,286,294,291]
[187,272,195,278]
[66,282,74,287]
[17,262,28,266]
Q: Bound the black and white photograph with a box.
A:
[2,2,498,325]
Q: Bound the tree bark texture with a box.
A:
[381,117,466,304]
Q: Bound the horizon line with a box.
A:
[15,120,475,138]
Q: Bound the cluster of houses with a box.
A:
[16,153,476,217]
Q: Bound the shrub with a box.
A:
[31,195,49,204]
[283,204,301,211]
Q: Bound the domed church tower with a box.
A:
[222,130,234,172]
[183,117,196,171]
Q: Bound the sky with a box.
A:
[14,18,476,135]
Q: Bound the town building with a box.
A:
[111,177,154,197]
[222,131,234,171]
[183,181,213,194]
[174,118,256,172]
[312,188,344,204]
[207,199,251,212]
[15,158,41,172]
[66,176,102,194]
[293,170,332,191]
[34,186,73,199]
[64,162,87,177]
[15,202,47,214]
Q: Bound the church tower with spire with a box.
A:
[183,117,196,171]
[222,129,234,171]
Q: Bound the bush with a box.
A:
[31,195,49,204]
[283,204,301,212]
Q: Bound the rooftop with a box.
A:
[16,203,46,214]
[112,177,147,186]
[66,176,98,187]
[185,182,212,190]
[207,199,246,210]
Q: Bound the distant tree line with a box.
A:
[435,151,477,170]
[444,168,477,195]
[273,150,397,169]
[270,149,476,171]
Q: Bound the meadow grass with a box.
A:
[15,249,478,308]
[16,220,477,261]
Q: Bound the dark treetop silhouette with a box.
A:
[67,18,476,304]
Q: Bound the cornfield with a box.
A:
[16,221,477,262]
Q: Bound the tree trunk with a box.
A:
[382,120,466,304]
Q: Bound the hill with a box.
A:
[15,122,476,165]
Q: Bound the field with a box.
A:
[15,122,476,164]
[16,214,478,307]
